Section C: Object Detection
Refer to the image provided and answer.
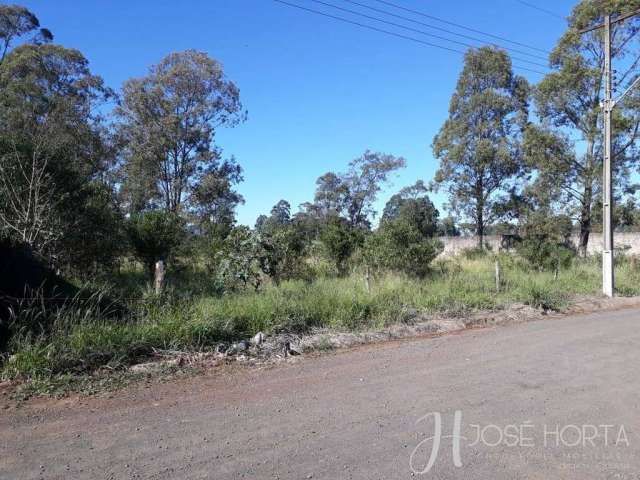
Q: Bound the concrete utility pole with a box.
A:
[579,9,640,297]
[602,14,614,298]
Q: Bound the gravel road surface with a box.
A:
[2,307,640,479]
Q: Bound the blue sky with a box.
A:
[20,0,576,226]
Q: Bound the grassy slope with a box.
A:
[3,254,640,379]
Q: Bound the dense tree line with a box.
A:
[2,1,640,293]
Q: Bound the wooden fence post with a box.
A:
[364,265,371,294]
[155,259,165,295]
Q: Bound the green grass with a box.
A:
[4,254,640,381]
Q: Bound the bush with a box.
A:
[319,216,363,276]
[215,226,264,292]
[59,182,126,278]
[518,237,574,272]
[524,283,567,311]
[258,224,309,284]
[364,220,442,278]
[517,212,575,272]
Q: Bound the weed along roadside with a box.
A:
[4,251,640,398]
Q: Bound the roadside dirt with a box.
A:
[2,295,640,407]
[3,305,640,479]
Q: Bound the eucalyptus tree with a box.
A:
[531,0,640,255]
[313,150,406,228]
[190,156,244,237]
[432,47,529,248]
[0,43,114,266]
[0,4,52,64]
[117,50,246,218]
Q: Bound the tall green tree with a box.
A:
[256,199,293,232]
[531,0,640,255]
[313,150,406,228]
[117,50,246,216]
[190,156,244,237]
[0,41,115,269]
[432,47,529,248]
[314,172,347,218]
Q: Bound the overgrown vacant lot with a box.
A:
[3,253,640,382]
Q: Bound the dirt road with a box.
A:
[3,307,640,479]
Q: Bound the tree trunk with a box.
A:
[364,265,371,294]
[578,194,591,257]
[578,222,590,258]
[476,207,484,249]
[578,173,594,258]
[578,139,596,258]
[475,178,485,249]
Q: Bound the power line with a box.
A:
[273,0,463,55]
[341,0,548,61]
[273,0,548,75]
[371,0,551,54]
[308,0,548,68]
[515,0,565,21]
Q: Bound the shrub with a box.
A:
[215,226,264,292]
[258,224,309,284]
[524,284,567,311]
[319,216,363,276]
[364,220,442,278]
[517,212,575,272]
[518,237,574,272]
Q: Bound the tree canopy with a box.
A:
[0,42,114,268]
[381,181,440,238]
[313,150,406,228]
[0,4,52,64]
[117,50,246,216]
[530,0,640,255]
[433,47,529,248]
